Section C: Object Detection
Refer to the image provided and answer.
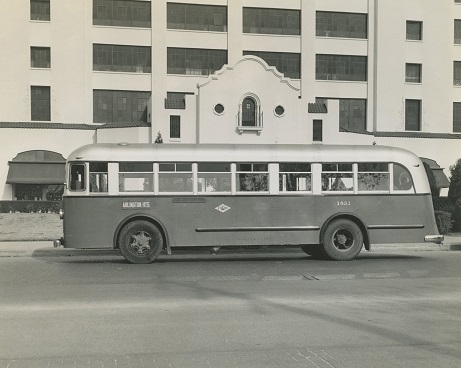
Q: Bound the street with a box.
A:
[0,248,460,367]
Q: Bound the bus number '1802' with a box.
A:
[337,201,351,206]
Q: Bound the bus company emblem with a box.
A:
[122,201,150,209]
[215,204,231,213]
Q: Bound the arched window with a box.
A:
[242,97,256,126]
[238,94,262,133]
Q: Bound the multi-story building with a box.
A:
[0,0,459,201]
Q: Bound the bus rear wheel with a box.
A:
[322,219,363,261]
[118,220,163,264]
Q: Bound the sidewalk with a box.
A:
[0,236,460,258]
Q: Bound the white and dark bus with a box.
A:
[54,143,443,263]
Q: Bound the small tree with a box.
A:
[448,158,461,202]
[154,131,163,144]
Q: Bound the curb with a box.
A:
[0,242,460,258]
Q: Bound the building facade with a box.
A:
[0,0,460,200]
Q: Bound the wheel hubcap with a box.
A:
[129,231,152,254]
[332,229,354,250]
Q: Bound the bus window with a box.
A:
[197,163,231,193]
[69,164,85,191]
[89,163,108,193]
[358,163,390,192]
[159,163,193,193]
[236,163,269,192]
[322,163,353,192]
[119,162,153,192]
[393,163,414,191]
[279,163,311,192]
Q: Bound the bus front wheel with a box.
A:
[322,219,363,261]
[118,220,163,264]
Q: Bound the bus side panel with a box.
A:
[62,193,438,249]
[172,196,320,247]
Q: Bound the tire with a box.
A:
[300,245,327,259]
[118,220,164,264]
[322,219,363,261]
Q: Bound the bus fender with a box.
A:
[320,213,370,251]
[114,214,171,255]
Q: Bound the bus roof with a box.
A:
[67,143,422,167]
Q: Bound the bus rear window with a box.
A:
[69,164,85,191]
[393,164,414,191]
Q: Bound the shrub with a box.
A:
[0,201,62,213]
[448,158,461,202]
[453,198,461,232]
[432,197,455,213]
[434,211,453,235]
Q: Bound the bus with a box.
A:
[54,143,443,263]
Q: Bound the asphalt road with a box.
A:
[1,249,461,367]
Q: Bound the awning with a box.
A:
[6,162,65,184]
[420,157,450,189]
[432,169,450,188]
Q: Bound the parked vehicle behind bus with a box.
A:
[54,143,443,263]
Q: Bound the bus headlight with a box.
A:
[59,209,64,220]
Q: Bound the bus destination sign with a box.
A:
[122,201,150,209]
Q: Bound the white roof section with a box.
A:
[67,143,422,167]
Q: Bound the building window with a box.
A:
[405,99,421,131]
[454,61,461,86]
[243,51,301,79]
[167,3,227,32]
[167,48,227,75]
[316,54,367,82]
[405,63,422,83]
[316,11,367,39]
[406,21,422,41]
[93,44,151,73]
[454,103,461,133]
[313,120,323,142]
[170,115,181,139]
[456,20,461,44]
[274,105,285,117]
[243,7,300,35]
[31,47,51,68]
[317,98,366,132]
[31,86,50,121]
[93,0,151,28]
[93,90,150,124]
[214,104,225,115]
[30,0,50,21]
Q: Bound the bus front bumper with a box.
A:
[425,235,444,244]
[53,237,65,248]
